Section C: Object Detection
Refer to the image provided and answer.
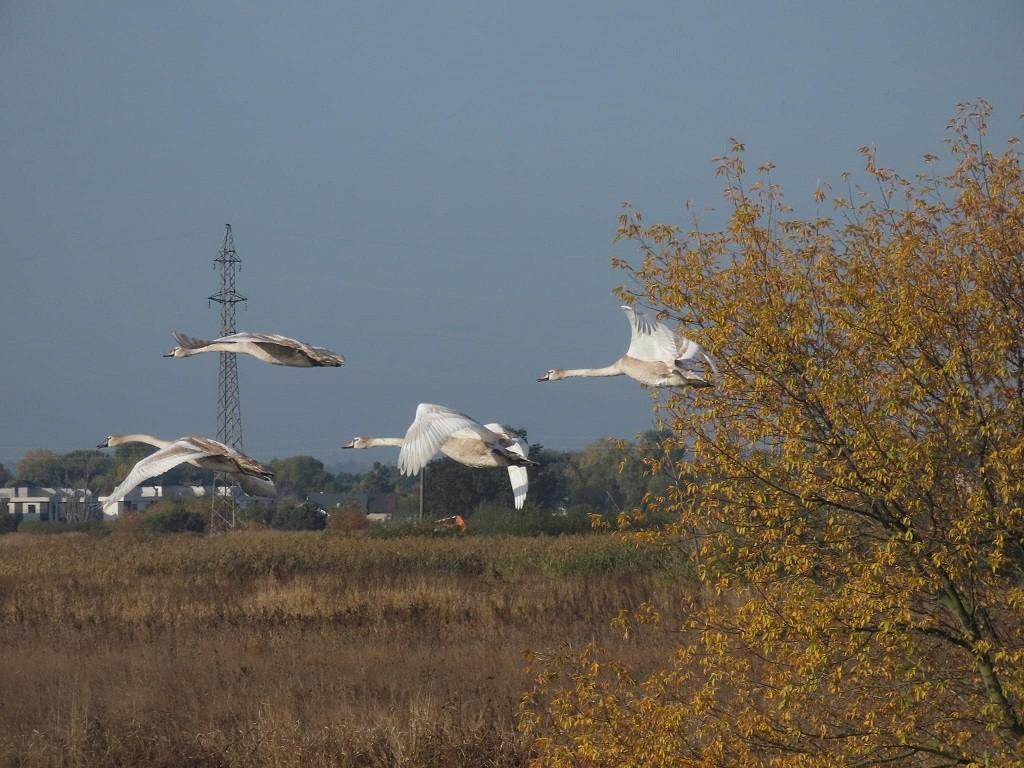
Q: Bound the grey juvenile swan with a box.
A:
[97,434,276,512]
[345,404,536,509]
[538,305,719,388]
[164,332,345,367]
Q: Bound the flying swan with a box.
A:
[97,434,276,512]
[538,305,719,388]
[344,404,536,510]
[164,332,345,367]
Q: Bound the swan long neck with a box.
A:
[561,365,623,378]
[188,342,235,355]
[110,434,170,449]
[363,437,405,448]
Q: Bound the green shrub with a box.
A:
[270,502,325,531]
[470,502,603,536]
[237,501,326,531]
[0,509,22,534]
[326,504,370,532]
[142,507,206,534]
[238,504,274,527]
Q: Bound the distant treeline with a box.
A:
[0,431,692,520]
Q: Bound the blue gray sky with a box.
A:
[1,2,1021,468]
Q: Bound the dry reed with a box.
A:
[0,532,691,767]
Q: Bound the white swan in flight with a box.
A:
[538,305,719,388]
[164,332,345,367]
[344,405,535,510]
[97,434,276,512]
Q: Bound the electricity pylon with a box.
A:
[208,224,246,529]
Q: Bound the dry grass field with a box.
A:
[0,531,691,767]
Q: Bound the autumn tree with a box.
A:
[422,454,512,516]
[270,500,326,531]
[134,501,199,533]
[356,461,402,494]
[268,455,334,495]
[522,102,1024,766]
[521,444,572,509]
[55,449,112,522]
[561,433,683,515]
[56,450,112,489]
[16,449,60,485]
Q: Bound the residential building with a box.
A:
[0,485,99,522]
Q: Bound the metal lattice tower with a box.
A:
[208,224,246,527]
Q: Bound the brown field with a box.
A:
[0,531,691,767]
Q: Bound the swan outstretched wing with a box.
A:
[676,335,720,379]
[215,332,297,346]
[703,349,720,379]
[173,331,282,350]
[187,436,270,475]
[622,305,680,363]
[103,440,210,511]
[482,424,530,510]
[506,466,529,510]
[623,306,720,379]
[303,345,346,365]
[503,439,530,510]
[193,332,345,365]
[398,404,493,476]
[239,332,345,365]
[171,332,271,353]
[213,332,309,355]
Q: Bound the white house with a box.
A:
[0,485,98,522]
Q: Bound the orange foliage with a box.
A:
[522,102,1024,767]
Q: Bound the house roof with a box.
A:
[0,486,95,501]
